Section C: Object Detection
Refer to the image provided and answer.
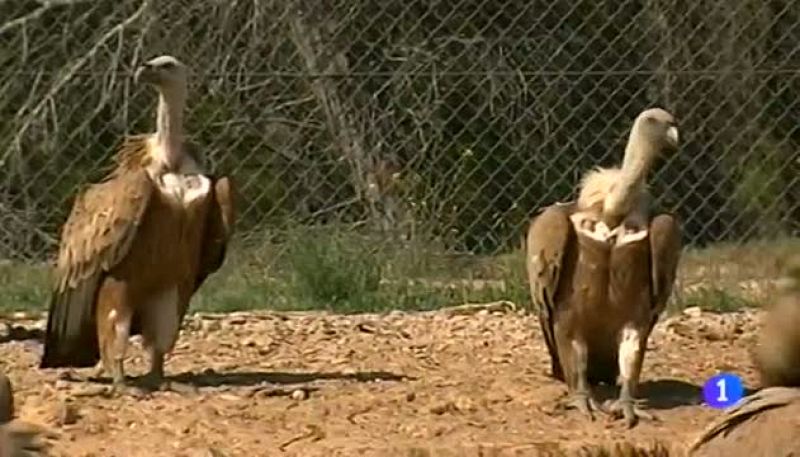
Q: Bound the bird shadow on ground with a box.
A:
[593,378,703,410]
[79,369,412,390]
[169,369,413,388]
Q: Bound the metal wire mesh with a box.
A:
[1,0,799,263]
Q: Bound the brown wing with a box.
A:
[193,175,237,293]
[648,213,682,319]
[526,202,575,381]
[40,170,155,368]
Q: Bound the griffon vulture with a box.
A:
[39,55,236,394]
[526,108,681,428]
[689,257,800,456]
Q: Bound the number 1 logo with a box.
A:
[716,377,728,402]
[703,373,744,409]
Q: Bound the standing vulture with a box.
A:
[689,257,800,456]
[39,55,236,394]
[526,108,681,428]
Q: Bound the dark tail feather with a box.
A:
[40,277,101,369]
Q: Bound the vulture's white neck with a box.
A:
[603,130,658,219]
[154,86,186,170]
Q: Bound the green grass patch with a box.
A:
[670,286,761,314]
[192,227,530,314]
[284,227,383,308]
[1,235,795,315]
[0,262,50,314]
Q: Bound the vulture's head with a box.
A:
[134,55,187,93]
[631,107,679,155]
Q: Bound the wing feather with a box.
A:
[40,169,155,368]
[194,175,237,293]
[526,202,574,381]
[648,213,682,318]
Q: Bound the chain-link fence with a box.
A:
[1,0,799,264]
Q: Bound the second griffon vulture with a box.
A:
[39,55,236,394]
[689,257,800,456]
[526,108,681,428]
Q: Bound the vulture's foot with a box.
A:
[106,361,149,398]
[138,372,168,392]
[603,398,656,428]
[88,362,105,381]
[557,392,602,421]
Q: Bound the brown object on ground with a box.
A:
[0,421,50,457]
[39,55,236,396]
[752,256,800,388]
[526,108,681,428]
[689,259,800,457]
[0,372,50,457]
[0,373,12,424]
[688,386,800,457]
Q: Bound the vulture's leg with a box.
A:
[139,288,195,394]
[138,348,170,393]
[89,360,106,381]
[568,338,602,419]
[606,326,656,428]
[109,320,130,390]
[97,280,135,394]
[556,335,601,420]
[136,288,175,391]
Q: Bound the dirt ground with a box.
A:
[0,303,762,457]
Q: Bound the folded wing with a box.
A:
[41,169,155,368]
[526,203,575,381]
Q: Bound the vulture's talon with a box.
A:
[558,392,601,421]
[89,363,106,381]
[603,398,656,428]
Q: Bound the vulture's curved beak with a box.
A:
[666,125,679,149]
